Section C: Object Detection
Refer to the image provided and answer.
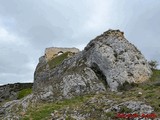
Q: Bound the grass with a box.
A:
[47,52,71,69]
[18,69,160,119]
[150,69,160,81]
[106,69,160,117]
[106,111,116,118]
[17,88,32,99]
[119,106,132,113]
[22,95,92,120]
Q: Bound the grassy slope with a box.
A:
[36,51,71,73]
[47,52,71,69]
[21,69,160,120]
[22,95,93,120]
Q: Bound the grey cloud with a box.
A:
[0,0,66,48]
[0,0,160,84]
[0,0,102,49]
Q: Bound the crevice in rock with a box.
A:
[128,72,134,77]
[90,63,108,89]
[106,43,112,48]
[119,51,124,55]
[113,50,119,62]
[136,55,140,60]
[142,62,146,65]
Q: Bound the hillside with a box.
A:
[0,83,33,103]
[0,29,159,120]
[33,29,151,102]
[21,69,160,120]
[0,69,159,119]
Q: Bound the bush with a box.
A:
[17,88,32,99]
[149,60,158,69]
[150,69,160,81]
[117,81,138,91]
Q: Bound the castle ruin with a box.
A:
[44,47,80,61]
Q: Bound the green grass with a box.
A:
[17,88,32,99]
[119,106,132,113]
[47,52,71,69]
[19,69,160,119]
[22,95,92,120]
[139,69,160,91]
[150,69,160,81]
[106,111,116,118]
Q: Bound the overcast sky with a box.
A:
[0,0,160,85]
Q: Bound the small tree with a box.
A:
[149,60,158,69]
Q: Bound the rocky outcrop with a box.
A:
[33,29,152,101]
[0,94,36,119]
[0,29,157,120]
[0,83,33,102]
[48,95,156,120]
[1,92,158,120]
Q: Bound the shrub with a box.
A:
[149,60,158,69]
[118,81,138,91]
[150,69,160,81]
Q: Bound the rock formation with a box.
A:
[0,83,33,102]
[33,29,152,101]
[0,29,157,120]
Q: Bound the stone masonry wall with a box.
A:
[45,47,80,61]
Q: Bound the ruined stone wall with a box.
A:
[45,47,80,61]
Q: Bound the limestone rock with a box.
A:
[33,29,152,101]
[0,83,33,102]
[48,95,156,120]
[106,100,154,114]
[84,29,152,91]
[0,94,38,119]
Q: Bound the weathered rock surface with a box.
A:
[33,29,152,101]
[48,95,157,120]
[0,94,36,119]
[1,93,159,120]
[0,29,157,120]
[0,83,33,102]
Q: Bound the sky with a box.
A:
[0,0,160,85]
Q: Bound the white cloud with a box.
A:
[0,23,36,84]
[0,24,29,47]
[83,0,111,31]
[0,27,16,43]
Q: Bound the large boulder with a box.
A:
[33,29,152,101]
